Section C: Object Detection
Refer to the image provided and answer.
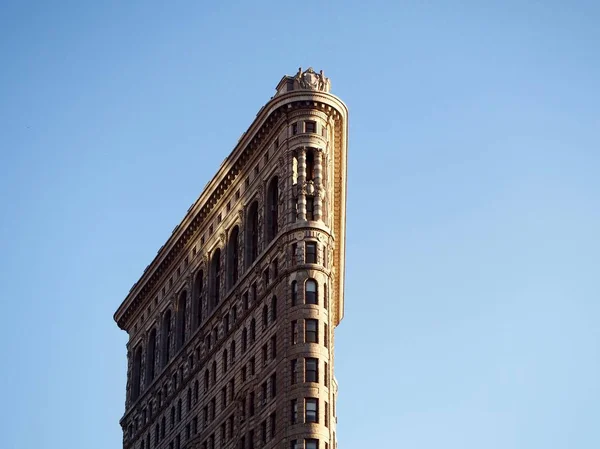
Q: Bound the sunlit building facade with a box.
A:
[114,68,348,449]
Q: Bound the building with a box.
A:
[114,68,349,449]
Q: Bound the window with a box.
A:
[192,270,204,329]
[324,362,329,387]
[243,292,249,311]
[250,319,256,342]
[212,361,217,384]
[162,310,172,366]
[291,359,298,384]
[291,399,298,424]
[266,176,279,242]
[305,242,317,264]
[324,324,328,348]
[242,366,247,382]
[262,305,268,328]
[204,370,209,391]
[305,279,317,305]
[227,226,239,288]
[271,335,277,359]
[324,283,328,310]
[269,412,276,438]
[305,121,316,133]
[221,387,227,408]
[291,243,297,265]
[261,381,268,403]
[249,392,255,416]
[325,402,329,427]
[270,372,277,398]
[306,150,314,181]
[146,329,157,385]
[261,420,267,444]
[306,439,319,449]
[223,349,228,373]
[305,319,318,343]
[131,345,143,401]
[263,268,269,287]
[230,340,236,364]
[291,321,298,344]
[210,397,216,420]
[270,296,277,322]
[292,123,298,135]
[242,328,248,352]
[262,344,268,366]
[246,202,259,267]
[210,249,221,309]
[306,196,314,220]
[194,380,199,403]
[250,357,256,375]
[290,441,300,449]
[306,358,318,383]
[291,281,298,306]
[305,398,318,423]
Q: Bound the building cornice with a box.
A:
[114,87,348,330]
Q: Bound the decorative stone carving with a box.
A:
[293,67,331,92]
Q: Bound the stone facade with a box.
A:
[114,68,349,449]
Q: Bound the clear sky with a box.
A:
[1,1,599,448]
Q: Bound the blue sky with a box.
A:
[1,1,599,448]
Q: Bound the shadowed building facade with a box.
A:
[114,68,348,449]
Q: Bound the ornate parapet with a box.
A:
[275,67,331,96]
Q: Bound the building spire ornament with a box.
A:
[294,67,331,92]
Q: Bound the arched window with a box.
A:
[131,344,143,401]
[305,279,318,305]
[246,201,259,267]
[210,249,221,309]
[262,305,268,328]
[266,177,279,243]
[223,349,228,374]
[291,281,298,306]
[270,296,277,322]
[250,318,256,342]
[146,328,157,385]
[176,290,188,349]
[242,328,248,353]
[227,226,240,289]
[193,270,204,329]
[161,310,172,367]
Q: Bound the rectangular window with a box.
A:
[261,420,267,444]
[325,402,329,427]
[291,359,298,384]
[291,320,298,344]
[270,372,277,397]
[306,197,314,220]
[248,430,255,449]
[324,324,328,348]
[305,398,318,423]
[305,121,316,133]
[250,357,256,375]
[242,366,247,382]
[270,412,276,437]
[271,335,277,359]
[290,440,300,449]
[325,362,329,387]
[306,439,319,449]
[262,381,268,404]
[249,392,255,416]
[263,268,269,287]
[292,123,298,135]
[305,242,317,263]
[306,358,318,383]
[221,387,226,408]
[305,319,318,343]
[262,344,268,366]
[291,399,298,424]
[291,243,297,265]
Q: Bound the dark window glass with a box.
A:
[305,242,317,264]
[305,398,318,423]
[305,319,318,343]
[306,358,318,383]
[305,279,317,305]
